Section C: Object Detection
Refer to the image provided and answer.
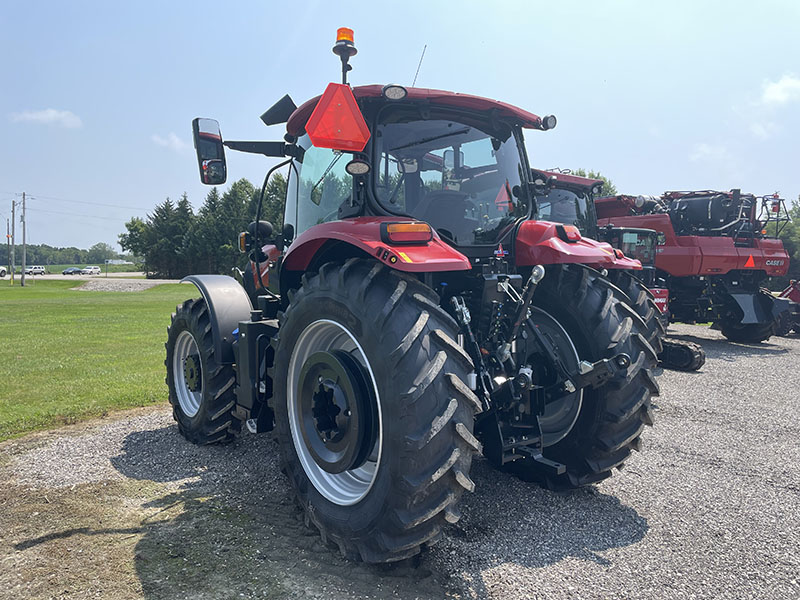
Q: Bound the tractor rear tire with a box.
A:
[518,264,660,488]
[165,298,241,444]
[605,270,666,356]
[273,259,480,563]
[719,321,774,343]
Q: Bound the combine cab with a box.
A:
[164,29,662,563]
[531,169,705,370]
[595,190,793,343]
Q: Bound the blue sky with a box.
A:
[1,1,799,251]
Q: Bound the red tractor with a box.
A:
[166,29,661,563]
[530,168,705,370]
[595,190,793,343]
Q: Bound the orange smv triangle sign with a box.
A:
[744,254,755,268]
[305,83,370,152]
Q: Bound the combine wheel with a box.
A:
[273,259,480,563]
[718,320,774,343]
[516,264,660,488]
[774,312,793,337]
[165,298,241,444]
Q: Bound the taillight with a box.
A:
[380,222,433,245]
[556,224,581,243]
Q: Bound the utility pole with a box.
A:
[5,218,10,281]
[21,192,26,287]
[10,200,15,285]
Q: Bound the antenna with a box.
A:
[411,44,427,87]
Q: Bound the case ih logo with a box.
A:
[765,259,785,266]
[493,244,509,258]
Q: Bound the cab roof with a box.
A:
[532,169,604,190]
[286,85,545,136]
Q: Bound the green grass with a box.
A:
[0,280,197,441]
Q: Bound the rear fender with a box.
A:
[181,275,253,364]
[281,217,471,274]
[515,220,642,270]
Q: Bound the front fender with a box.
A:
[282,217,471,273]
[181,275,253,364]
[515,220,642,270]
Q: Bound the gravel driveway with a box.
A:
[1,324,798,599]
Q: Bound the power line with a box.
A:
[25,206,134,222]
[28,193,144,212]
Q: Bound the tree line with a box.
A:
[119,174,286,279]
[0,241,123,267]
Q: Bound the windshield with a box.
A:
[535,188,592,232]
[373,116,528,245]
[284,135,353,237]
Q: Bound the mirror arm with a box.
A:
[223,140,302,158]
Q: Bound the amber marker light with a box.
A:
[336,27,354,43]
[381,222,433,245]
[556,224,582,242]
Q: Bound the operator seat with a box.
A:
[416,190,478,244]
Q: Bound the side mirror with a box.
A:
[192,118,227,185]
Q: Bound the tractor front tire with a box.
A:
[273,259,480,563]
[520,264,660,488]
[165,298,241,444]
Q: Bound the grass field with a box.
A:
[0,280,196,441]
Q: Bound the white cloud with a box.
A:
[689,143,731,163]
[761,75,800,105]
[749,122,777,140]
[10,108,82,128]
[151,132,188,152]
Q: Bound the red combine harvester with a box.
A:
[595,190,793,343]
[166,29,662,563]
[531,169,705,370]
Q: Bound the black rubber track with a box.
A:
[659,338,706,371]
[514,264,660,488]
[165,298,241,444]
[273,258,481,563]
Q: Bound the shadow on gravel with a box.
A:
[110,426,447,599]
[428,458,649,597]
[666,333,789,362]
[110,425,648,599]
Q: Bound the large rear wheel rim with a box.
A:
[525,307,583,447]
[173,330,202,418]
[287,319,383,506]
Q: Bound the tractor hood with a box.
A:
[515,220,642,270]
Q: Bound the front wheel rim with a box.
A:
[287,319,383,506]
[173,330,202,418]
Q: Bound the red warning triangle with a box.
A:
[744,254,755,268]
[305,83,371,152]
